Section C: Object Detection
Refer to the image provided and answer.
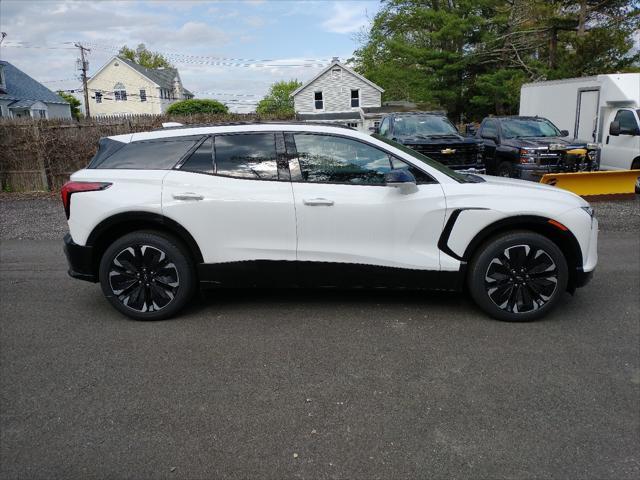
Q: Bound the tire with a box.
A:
[497,161,514,178]
[632,159,640,194]
[467,231,569,322]
[98,230,196,321]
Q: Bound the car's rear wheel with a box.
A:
[467,231,568,322]
[99,230,196,320]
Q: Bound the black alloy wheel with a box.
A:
[108,245,179,313]
[468,231,569,321]
[484,244,558,314]
[99,231,196,320]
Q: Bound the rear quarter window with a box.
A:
[91,138,199,169]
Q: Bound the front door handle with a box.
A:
[173,192,204,201]
[303,198,334,206]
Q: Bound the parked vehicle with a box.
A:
[62,123,597,322]
[476,116,600,180]
[520,74,640,170]
[374,112,485,172]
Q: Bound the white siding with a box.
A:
[294,66,381,113]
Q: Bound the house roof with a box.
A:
[91,56,192,96]
[297,112,361,121]
[291,59,384,97]
[0,61,69,105]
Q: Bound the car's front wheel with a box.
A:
[99,230,196,321]
[467,231,568,322]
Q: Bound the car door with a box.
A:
[601,109,640,170]
[478,119,500,172]
[287,132,447,287]
[162,132,297,272]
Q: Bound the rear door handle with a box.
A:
[172,192,204,201]
[303,198,334,206]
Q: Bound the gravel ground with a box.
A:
[0,192,638,240]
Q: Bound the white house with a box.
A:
[0,61,71,119]
[291,57,384,132]
[87,56,193,116]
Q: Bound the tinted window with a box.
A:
[390,157,435,184]
[379,118,390,136]
[181,137,213,174]
[294,134,392,185]
[393,115,458,136]
[93,139,197,169]
[615,110,638,133]
[500,118,560,138]
[481,120,498,139]
[215,133,278,180]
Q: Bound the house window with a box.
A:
[114,83,127,101]
[140,89,147,102]
[95,92,102,103]
[350,89,359,108]
[346,122,358,128]
[314,91,323,110]
[332,68,341,79]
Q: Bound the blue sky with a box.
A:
[0,0,382,111]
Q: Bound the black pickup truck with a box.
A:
[374,112,485,171]
[476,116,600,180]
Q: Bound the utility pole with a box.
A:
[75,42,91,118]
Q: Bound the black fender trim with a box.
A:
[86,211,204,267]
[437,208,489,262]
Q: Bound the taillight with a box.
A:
[61,181,112,219]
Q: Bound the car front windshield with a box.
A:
[393,115,459,137]
[501,118,561,138]
[372,134,468,183]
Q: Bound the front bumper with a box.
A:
[63,233,97,282]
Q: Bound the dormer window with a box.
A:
[114,82,127,101]
[314,91,324,110]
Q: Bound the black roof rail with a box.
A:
[153,121,356,132]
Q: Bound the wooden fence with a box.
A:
[0,113,293,192]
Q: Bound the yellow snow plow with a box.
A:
[540,169,640,196]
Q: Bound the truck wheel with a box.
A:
[632,159,640,194]
[467,231,569,322]
[98,230,196,321]
[497,161,514,178]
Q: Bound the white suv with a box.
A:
[62,123,598,322]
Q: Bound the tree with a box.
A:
[57,91,82,120]
[352,0,640,121]
[166,99,229,115]
[118,44,172,69]
[255,80,302,116]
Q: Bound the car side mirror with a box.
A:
[560,129,569,137]
[465,124,477,136]
[483,134,499,144]
[385,169,417,194]
[609,121,620,136]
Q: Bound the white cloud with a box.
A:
[322,2,371,34]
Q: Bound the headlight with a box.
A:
[580,206,595,218]
[519,148,539,164]
[586,143,599,150]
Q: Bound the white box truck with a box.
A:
[520,73,640,170]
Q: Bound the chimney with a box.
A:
[332,56,339,63]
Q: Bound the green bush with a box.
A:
[166,99,229,115]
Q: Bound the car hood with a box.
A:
[476,174,589,208]
[502,136,592,148]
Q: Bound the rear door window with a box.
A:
[214,133,278,180]
[181,137,213,174]
[93,138,199,169]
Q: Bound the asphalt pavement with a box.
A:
[0,199,639,479]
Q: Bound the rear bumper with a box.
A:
[63,233,97,282]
